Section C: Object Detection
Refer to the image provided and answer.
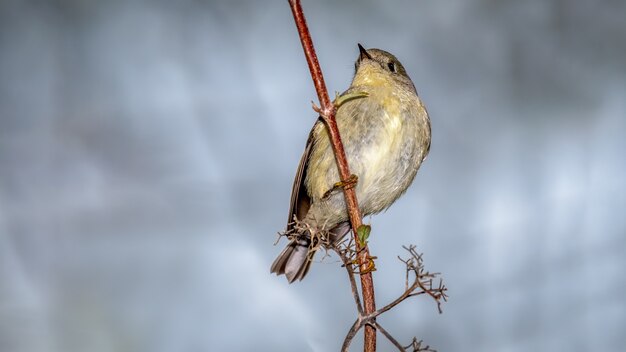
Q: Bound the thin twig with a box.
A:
[334,243,447,351]
[400,245,448,314]
[287,0,377,350]
[335,245,363,315]
[341,318,362,352]
[370,280,420,319]
[373,322,406,351]
[404,337,437,352]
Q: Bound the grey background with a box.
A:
[1,0,625,351]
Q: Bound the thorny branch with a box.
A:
[334,243,448,352]
[287,0,377,350]
[286,1,446,351]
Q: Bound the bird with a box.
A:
[271,44,431,283]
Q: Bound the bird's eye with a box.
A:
[387,62,396,73]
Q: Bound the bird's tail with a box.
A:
[270,221,351,283]
[270,237,314,283]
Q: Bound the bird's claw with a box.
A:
[335,174,358,190]
[322,174,359,199]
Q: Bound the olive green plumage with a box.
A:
[271,45,431,283]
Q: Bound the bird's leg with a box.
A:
[335,174,359,190]
[322,174,359,199]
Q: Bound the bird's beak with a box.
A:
[358,43,372,61]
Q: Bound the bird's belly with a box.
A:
[304,96,429,227]
[351,111,421,215]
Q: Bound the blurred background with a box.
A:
[1,0,625,351]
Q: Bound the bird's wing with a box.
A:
[421,105,432,162]
[286,118,321,232]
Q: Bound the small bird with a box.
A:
[271,44,431,283]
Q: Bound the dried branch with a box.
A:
[287,0,377,350]
[372,322,405,351]
[334,244,447,351]
[396,245,448,315]
[403,338,437,352]
[336,239,364,315]
[341,317,362,352]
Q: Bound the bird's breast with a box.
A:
[305,88,430,221]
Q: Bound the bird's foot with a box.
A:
[336,174,359,190]
[322,174,358,199]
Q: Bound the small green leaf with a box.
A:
[357,224,371,247]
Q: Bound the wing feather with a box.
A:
[286,119,322,231]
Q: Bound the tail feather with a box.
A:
[270,238,313,283]
[270,221,351,283]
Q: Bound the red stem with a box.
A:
[287,1,377,351]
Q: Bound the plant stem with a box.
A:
[287,1,377,350]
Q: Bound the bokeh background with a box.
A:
[1,0,625,351]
